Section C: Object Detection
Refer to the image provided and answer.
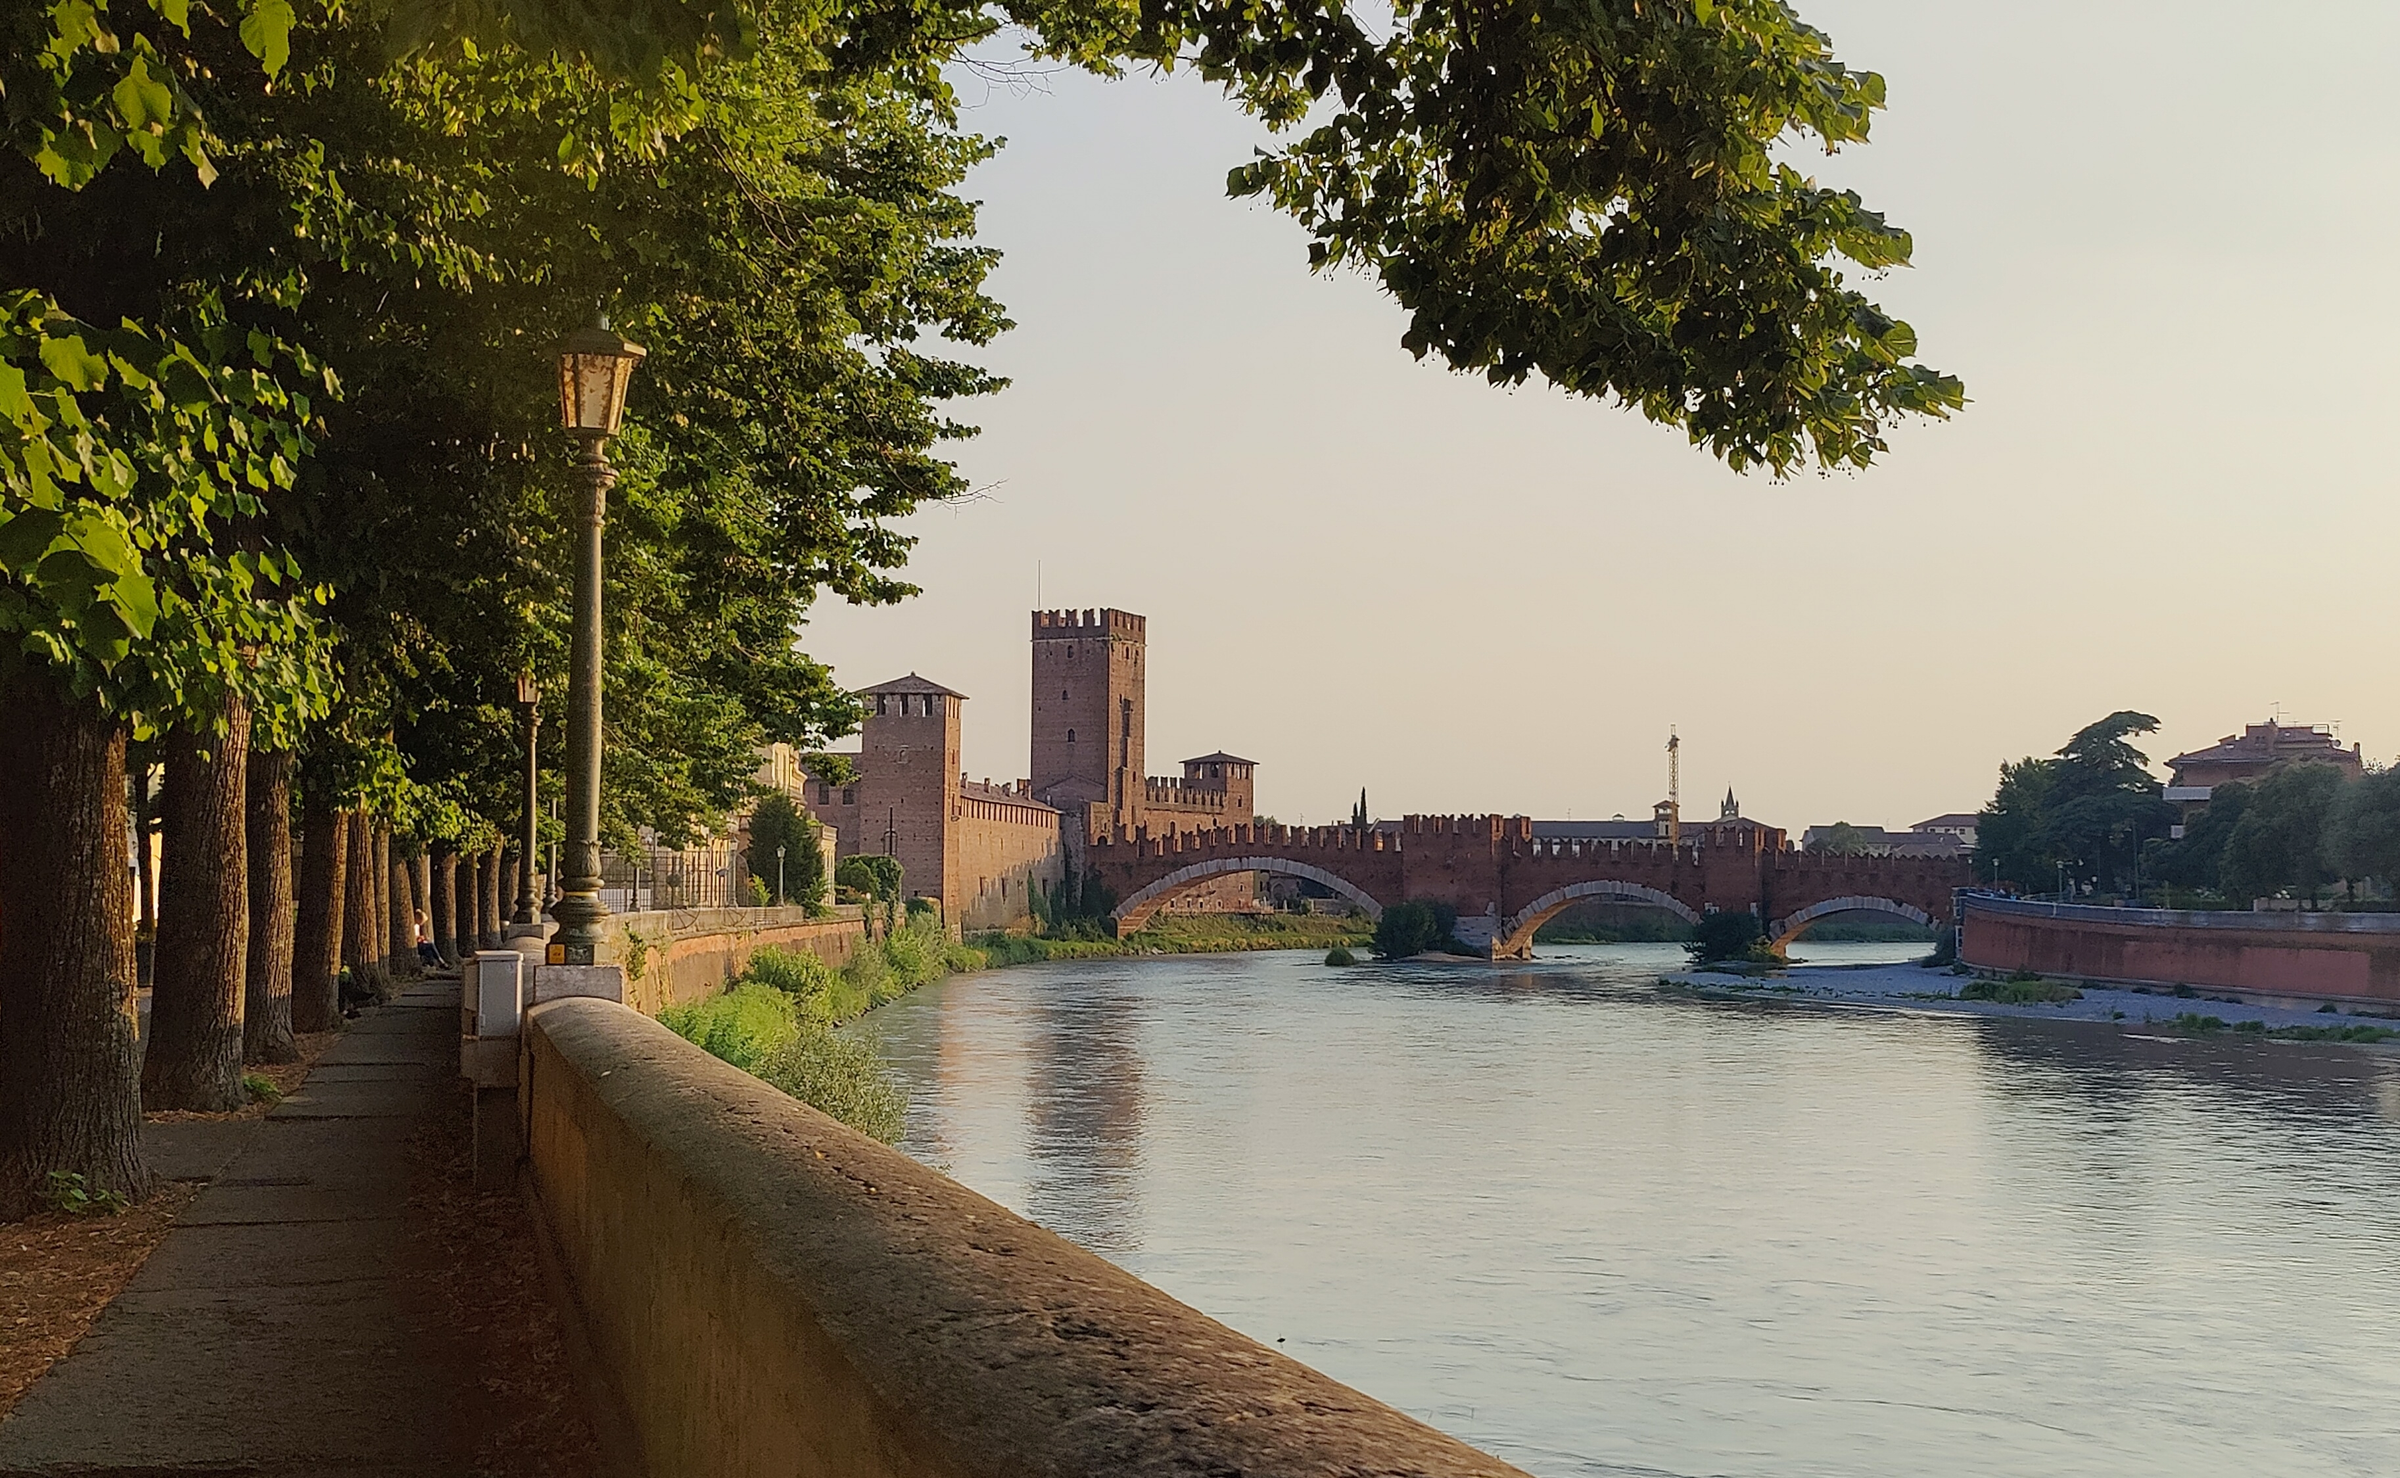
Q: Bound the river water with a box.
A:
[864,942,2400,1478]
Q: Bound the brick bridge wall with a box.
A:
[1090,815,1968,958]
[1960,892,2400,1009]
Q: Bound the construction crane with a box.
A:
[1665,728,1681,845]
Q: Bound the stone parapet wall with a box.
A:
[522,999,1529,1478]
[597,905,867,1016]
[1959,893,2400,1008]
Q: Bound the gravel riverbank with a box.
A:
[1662,960,2400,1035]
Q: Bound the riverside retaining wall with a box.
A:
[521,998,1529,1478]
[1960,892,2400,1009]
[596,905,868,1016]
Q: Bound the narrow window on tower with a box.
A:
[1067,729,1076,744]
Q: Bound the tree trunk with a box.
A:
[131,757,156,993]
[387,844,414,979]
[483,844,505,948]
[429,846,458,967]
[368,822,389,974]
[451,849,476,964]
[0,671,149,1220]
[342,809,375,978]
[501,847,521,931]
[292,804,347,1033]
[409,852,430,963]
[242,748,299,1064]
[143,695,252,1113]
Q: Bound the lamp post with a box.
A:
[776,844,787,908]
[510,671,542,933]
[548,315,646,966]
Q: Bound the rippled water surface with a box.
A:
[864,943,2400,1477]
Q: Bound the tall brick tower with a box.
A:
[1030,608,1145,837]
[857,674,964,921]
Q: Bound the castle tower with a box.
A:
[858,674,964,923]
[1030,608,1145,835]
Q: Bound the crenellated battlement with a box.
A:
[1032,607,1145,640]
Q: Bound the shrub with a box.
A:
[658,986,800,1074]
[1325,945,1357,966]
[756,1024,907,1143]
[241,1072,282,1105]
[1373,900,1458,960]
[741,945,837,1013]
[1686,911,1774,966]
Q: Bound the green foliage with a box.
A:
[658,984,799,1073]
[656,983,905,1140]
[1808,822,1873,857]
[2149,781,2251,894]
[0,294,334,735]
[240,1071,282,1104]
[1685,910,1774,965]
[2326,769,2400,892]
[835,854,902,906]
[1373,899,1457,960]
[746,793,822,908]
[1976,712,2176,895]
[1958,976,2081,1004]
[1324,945,1356,966]
[2220,762,2345,907]
[739,942,836,1002]
[41,1170,127,1216]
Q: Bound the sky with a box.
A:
[799,3,2400,832]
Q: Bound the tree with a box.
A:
[1687,910,1771,965]
[242,746,299,1063]
[1373,899,1458,960]
[1975,713,2174,895]
[2148,782,2250,893]
[1351,789,1368,829]
[747,794,823,909]
[1809,822,1874,857]
[2221,762,2345,907]
[2327,770,2400,894]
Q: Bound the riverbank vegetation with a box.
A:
[972,912,1371,967]
[656,924,979,1140]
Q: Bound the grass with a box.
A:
[1958,974,2084,1005]
[240,1073,282,1106]
[2166,1011,2400,1044]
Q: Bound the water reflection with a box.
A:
[868,943,2400,1478]
[1022,970,1147,1254]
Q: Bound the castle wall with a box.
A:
[860,687,961,925]
[955,792,1065,933]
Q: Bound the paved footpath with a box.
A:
[0,980,490,1477]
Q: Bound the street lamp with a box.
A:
[548,315,646,966]
[510,671,541,933]
[776,844,787,908]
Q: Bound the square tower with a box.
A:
[1030,608,1145,833]
[857,674,964,923]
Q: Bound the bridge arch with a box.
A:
[1768,896,1935,949]
[1495,881,1703,959]
[1111,856,1385,935]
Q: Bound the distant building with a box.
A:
[801,610,1263,933]
[1799,820,1969,860]
[2166,721,2362,801]
[1912,813,1980,849]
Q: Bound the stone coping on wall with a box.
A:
[1962,891,2400,935]
[523,998,1531,1478]
[597,902,866,948]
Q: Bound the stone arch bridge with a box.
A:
[1088,814,1967,959]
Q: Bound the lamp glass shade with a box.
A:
[557,321,647,434]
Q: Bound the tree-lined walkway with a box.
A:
[0,980,594,1477]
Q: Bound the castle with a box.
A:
[802,609,1258,932]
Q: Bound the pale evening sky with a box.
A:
[800,2,2400,832]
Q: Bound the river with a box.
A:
[863,941,2400,1478]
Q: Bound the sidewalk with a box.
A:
[0,979,567,1477]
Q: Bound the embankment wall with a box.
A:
[521,999,1528,1478]
[1960,893,2400,1009]
[597,905,867,1016]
